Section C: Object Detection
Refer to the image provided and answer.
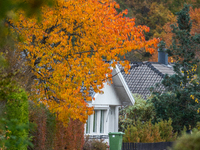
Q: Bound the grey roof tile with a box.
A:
[118,62,175,99]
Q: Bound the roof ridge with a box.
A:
[118,62,166,78]
[147,63,165,78]
[129,61,165,77]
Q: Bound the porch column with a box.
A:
[115,106,119,132]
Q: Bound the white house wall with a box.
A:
[92,83,121,106]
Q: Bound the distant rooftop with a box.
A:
[117,62,175,99]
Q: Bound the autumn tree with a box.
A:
[9,0,159,124]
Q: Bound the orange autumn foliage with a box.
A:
[190,7,200,36]
[10,0,159,124]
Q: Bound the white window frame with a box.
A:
[85,108,108,135]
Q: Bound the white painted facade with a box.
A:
[85,66,135,144]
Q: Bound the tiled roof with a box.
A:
[118,62,175,99]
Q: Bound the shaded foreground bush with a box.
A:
[83,136,108,150]
[172,130,200,150]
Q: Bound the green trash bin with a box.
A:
[109,132,124,150]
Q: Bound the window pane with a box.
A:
[86,115,90,133]
[93,110,97,132]
[100,110,104,133]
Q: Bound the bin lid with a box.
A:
[108,132,124,135]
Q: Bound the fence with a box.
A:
[122,142,173,150]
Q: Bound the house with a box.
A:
[84,65,135,143]
[84,50,174,142]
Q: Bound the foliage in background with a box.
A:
[161,7,200,47]
[116,0,200,62]
[0,0,53,90]
[123,119,177,143]
[118,48,153,62]
[0,28,35,95]
[150,6,200,62]
[119,94,156,132]
[115,0,175,61]
[116,0,200,38]
[150,5,200,133]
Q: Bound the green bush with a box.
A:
[158,119,177,142]
[123,119,177,143]
[123,125,140,143]
[0,89,31,150]
[119,94,156,132]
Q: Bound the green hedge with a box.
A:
[0,89,31,150]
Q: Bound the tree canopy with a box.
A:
[9,0,159,124]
